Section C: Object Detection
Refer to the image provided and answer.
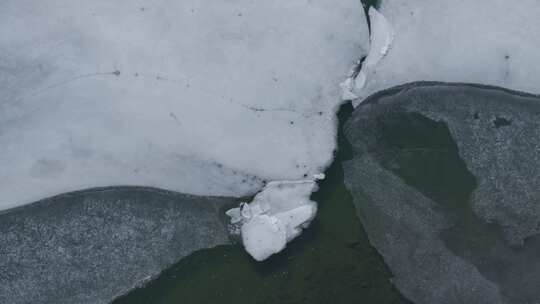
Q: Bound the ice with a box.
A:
[351,0,540,105]
[226,180,317,261]
[0,0,369,210]
[341,7,394,101]
[241,215,288,261]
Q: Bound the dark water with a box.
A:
[375,111,477,220]
[113,103,409,304]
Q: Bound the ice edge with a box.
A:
[340,7,395,105]
[226,5,378,263]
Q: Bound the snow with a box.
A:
[0,0,369,210]
[352,0,540,104]
[226,180,318,261]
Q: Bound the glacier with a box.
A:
[0,0,369,260]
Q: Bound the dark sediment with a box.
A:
[0,187,233,304]
[344,82,540,304]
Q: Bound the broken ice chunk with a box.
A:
[341,7,395,104]
[226,180,318,261]
[340,77,360,100]
[363,7,395,70]
[241,215,287,261]
[353,7,394,103]
[313,173,326,180]
[225,208,243,224]
[275,205,317,241]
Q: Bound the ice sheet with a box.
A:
[0,0,368,209]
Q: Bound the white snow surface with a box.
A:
[226,180,318,261]
[353,0,540,105]
[0,0,369,210]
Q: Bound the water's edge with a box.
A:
[111,101,410,304]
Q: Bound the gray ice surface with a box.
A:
[0,187,233,304]
[344,82,540,304]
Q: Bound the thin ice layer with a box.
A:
[353,0,540,103]
[0,0,368,210]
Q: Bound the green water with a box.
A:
[113,103,408,304]
[376,112,477,220]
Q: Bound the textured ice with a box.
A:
[352,0,540,104]
[0,0,368,210]
[226,180,318,261]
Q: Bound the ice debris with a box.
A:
[226,180,319,261]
